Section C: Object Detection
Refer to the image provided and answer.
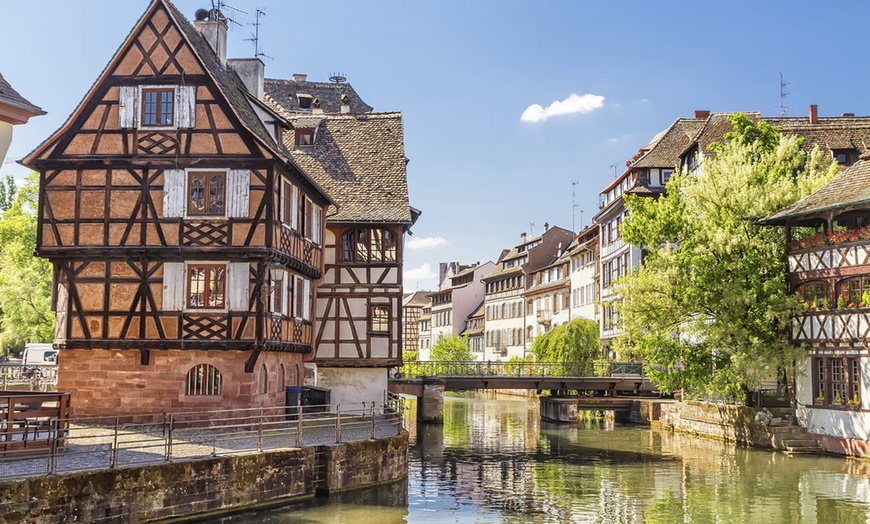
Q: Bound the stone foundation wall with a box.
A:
[58,349,305,417]
[0,432,409,523]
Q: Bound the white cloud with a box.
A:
[407,236,447,250]
[403,263,437,281]
[521,93,605,123]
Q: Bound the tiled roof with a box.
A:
[273,112,412,224]
[264,78,372,115]
[0,73,43,116]
[403,290,431,307]
[526,277,570,296]
[631,119,706,169]
[763,159,870,224]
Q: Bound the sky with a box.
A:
[3,1,870,292]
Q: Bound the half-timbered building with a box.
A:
[763,157,870,456]
[263,77,418,405]
[24,1,333,416]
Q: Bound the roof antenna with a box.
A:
[779,72,791,117]
[211,0,246,29]
[329,72,347,85]
[244,8,273,60]
[572,181,579,232]
[529,221,535,237]
[609,163,619,179]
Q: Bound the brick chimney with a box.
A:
[693,110,710,119]
[195,9,227,65]
[293,73,307,83]
[520,232,527,244]
[809,104,819,124]
[544,222,549,232]
[228,58,265,100]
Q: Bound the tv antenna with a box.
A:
[329,72,347,84]
[210,0,246,29]
[529,221,535,237]
[779,72,791,117]
[609,163,619,179]
[245,8,273,60]
[572,181,579,232]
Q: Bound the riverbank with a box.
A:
[0,431,409,523]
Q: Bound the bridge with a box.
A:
[388,361,659,422]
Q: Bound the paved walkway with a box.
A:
[0,416,402,480]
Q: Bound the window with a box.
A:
[142,87,174,126]
[296,128,314,147]
[814,356,861,406]
[259,364,268,394]
[186,364,222,396]
[297,95,312,109]
[370,304,390,334]
[293,276,311,320]
[799,281,829,308]
[187,264,226,309]
[341,228,397,262]
[839,277,870,307]
[661,170,673,185]
[188,172,226,216]
[272,270,285,315]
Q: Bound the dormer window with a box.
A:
[833,149,855,166]
[297,94,313,109]
[296,128,314,147]
[142,87,174,126]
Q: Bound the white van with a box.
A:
[21,343,58,367]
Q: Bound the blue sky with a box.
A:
[3,1,870,291]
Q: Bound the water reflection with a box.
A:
[218,394,870,523]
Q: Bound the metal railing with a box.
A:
[398,361,645,378]
[0,396,404,481]
[0,364,58,391]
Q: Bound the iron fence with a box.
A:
[399,360,645,378]
[0,364,58,391]
[0,395,404,481]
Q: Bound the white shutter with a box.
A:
[119,86,139,128]
[163,169,185,217]
[227,169,250,218]
[281,270,289,316]
[280,180,286,223]
[175,85,196,128]
[228,262,250,311]
[291,186,299,229]
[54,281,69,343]
[312,204,322,245]
[303,279,311,321]
[162,262,185,310]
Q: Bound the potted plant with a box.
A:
[810,297,819,310]
[833,392,844,405]
[815,391,825,405]
[823,296,830,309]
[848,394,861,408]
[862,290,870,308]
[838,295,846,309]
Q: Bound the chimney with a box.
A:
[439,263,448,289]
[194,9,227,65]
[843,113,855,118]
[292,73,307,83]
[227,58,265,100]
[693,110,710,119]
[520,232,527,244]
[544,222,549,232]
[809,104,819,124]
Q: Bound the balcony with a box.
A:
[788,233,870,275]
[536,310,552,325]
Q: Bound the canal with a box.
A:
[219,393,870,523]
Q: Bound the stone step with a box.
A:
[781,438,819,453]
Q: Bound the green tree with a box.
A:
[0,173,53,356]
[429,334,472,362]
[617,114,837,398]
[530,318,601,375]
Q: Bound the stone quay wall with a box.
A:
[0,432,409,524]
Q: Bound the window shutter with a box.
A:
[119,86,140,128]
[281,271,289,316]
[175,85,196,128]
[228,262,250,311]
[162,169,185,217]
[303,279,311,320]
[227,169,250,218]
[312,204,322,245]
[162,262,185,310]
[291,186,299,229]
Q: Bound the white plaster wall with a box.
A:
[0,122,11,166]
[316,367,387,407]
[570,263,597,321]
[795,355,870,440]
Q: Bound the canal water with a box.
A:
[219,394,870,523]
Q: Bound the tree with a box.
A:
[429,334,473,362]
[617,114,837,398]
[0,173,53,356]
[530,318,601,375]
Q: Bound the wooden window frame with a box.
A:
[186,364,222,396]
[370,304,391,334]
[295,128,314,146]
[340,228,397,263]
[272,270,284,316]
[813,356,861,407]
[188,171,227,216]
[142,87,175,127]
[187,264,227,310]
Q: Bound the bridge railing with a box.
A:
[399,361,645,378]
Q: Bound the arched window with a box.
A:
[839,277,870,307]
[278,364,285,392]
[186,364,222,396]
[798,281,830,308]
[259,364,268,394]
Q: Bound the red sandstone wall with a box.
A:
[57,349,305,417]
